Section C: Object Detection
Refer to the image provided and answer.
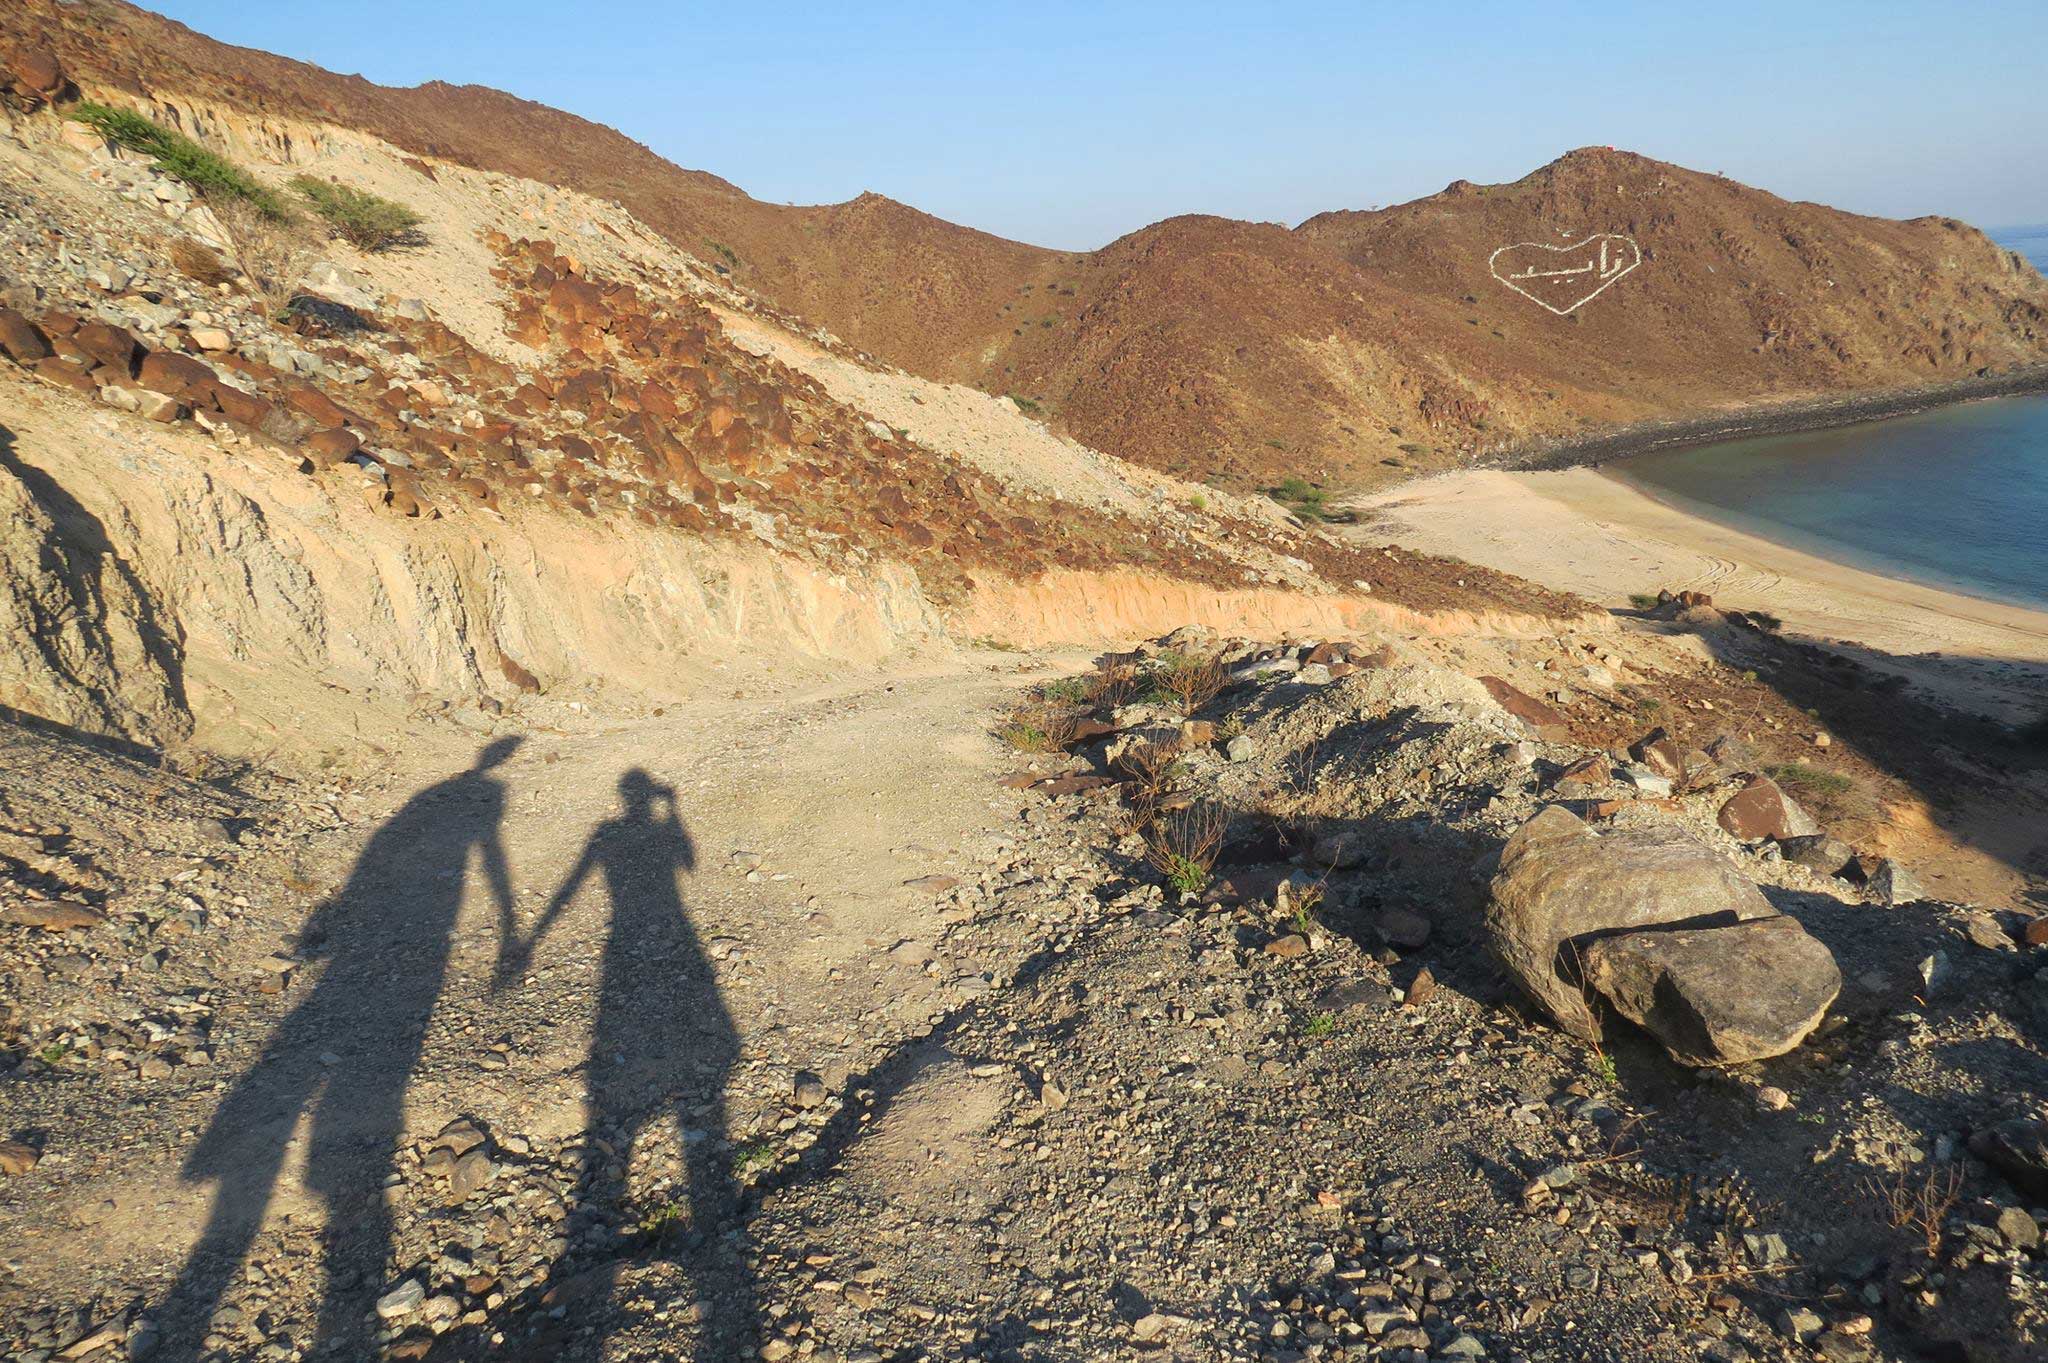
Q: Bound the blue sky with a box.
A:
[151,1,2048,251]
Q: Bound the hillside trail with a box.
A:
[32,644,1084,1356]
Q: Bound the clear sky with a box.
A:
[147,0,2048,252]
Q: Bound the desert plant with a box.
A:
[1302,1012,1336,1038]
[997,702,1079,754]
[1145,801,1228,898]
[69,101,289,218]
[1267,476,1329,521]
[1864,1163,1962,1259]
[1039,675,1094,705]
[1087,662,1139,710]
[169,237,235,287]
[213,197,315,320]
[289,175,426,252]
[1627,592,1662,611]
[1766,761,1873,827]
[1116,738,1185,807]
[1156,651,1226,716]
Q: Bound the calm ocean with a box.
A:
[1606,227,2048,612]
[1612,391,2048,611]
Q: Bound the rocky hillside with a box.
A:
[7,0,2043,494]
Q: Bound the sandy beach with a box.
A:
[1355,467,2048,724]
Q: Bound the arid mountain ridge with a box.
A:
[12,0,2047,493]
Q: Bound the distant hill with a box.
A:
[16,0,2044,490]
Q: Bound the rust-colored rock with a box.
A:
[33,355,97,394]
[209,382,274,428]
[72,321,140,376]
[1629,728,1684,778]
[1478,676,1570,742]
[0,306,52,364]
[302,427,361,467]
[284,382,354,428]
[137,350,217,401]
[1717,775,1819,842]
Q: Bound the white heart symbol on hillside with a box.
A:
[1489,234,1642,314]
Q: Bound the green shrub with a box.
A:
[1268,476,1329,521]
[290,176,426,252]
[69,101,289,219]
[1627,592,1662,610]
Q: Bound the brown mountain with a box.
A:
[13,0,2045,490]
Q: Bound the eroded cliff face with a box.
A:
[0,374,950,756]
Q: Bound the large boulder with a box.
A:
[1486,806,1778,1040]
[1582,917,1840,1065]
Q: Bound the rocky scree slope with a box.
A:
[9,0,2044,495]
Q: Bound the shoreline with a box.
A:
[1353,466,2048,725]
[1483,363,2048,473]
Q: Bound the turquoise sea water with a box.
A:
[1606,226,2048,611]
[1611,392,2048,611]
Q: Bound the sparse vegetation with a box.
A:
[212,197,315,320]
[735,1140,779,1179]
[169,237,235,287]
[1267,476,1329,521]
[1115,738,1184,817]
[289,175,426,252]
[1154,650,1226,716]
[1302,1012,1336,1038]
[1145,801,1228,898]
[1627,592,1662,610]
[1864,1163,1962,1259]
[1766,761,1872,826]
[1087,662,1139,710]
[69,101,290,218]
[997,701,1079,753]
[1008,393,1044,417]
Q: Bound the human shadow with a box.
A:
[161,737,521,1360]
[0,421,189,745]
[494,769,759,1358]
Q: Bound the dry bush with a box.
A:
[1088,662,1138,710]
[169,237,235,287]
[214,197,315,320]
[1158,652,1227,716]
[997,702,1079,754]
[1145,800,1229,897]
[1863,1163,1963,1259]
[1116,737,1184,800]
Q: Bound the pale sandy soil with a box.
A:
[1353,467,2048,725]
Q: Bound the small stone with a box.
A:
[1264,933,1309,959]
[376,1280,426,1319]
[187,326,233,352]
[1777,1306,1824,1343]
[1962,913,2010,951]
[792,1072,827,1109]
[0,1140,41,1175]
[1225,735,1256,763]
[1757,1085,1792,1110]
[449,1150,496,1201]
[1131,1313,1170,1341]
[1376,907,1431,950]
[1865,858,1925,907]
[1996,1205,2041,1250]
